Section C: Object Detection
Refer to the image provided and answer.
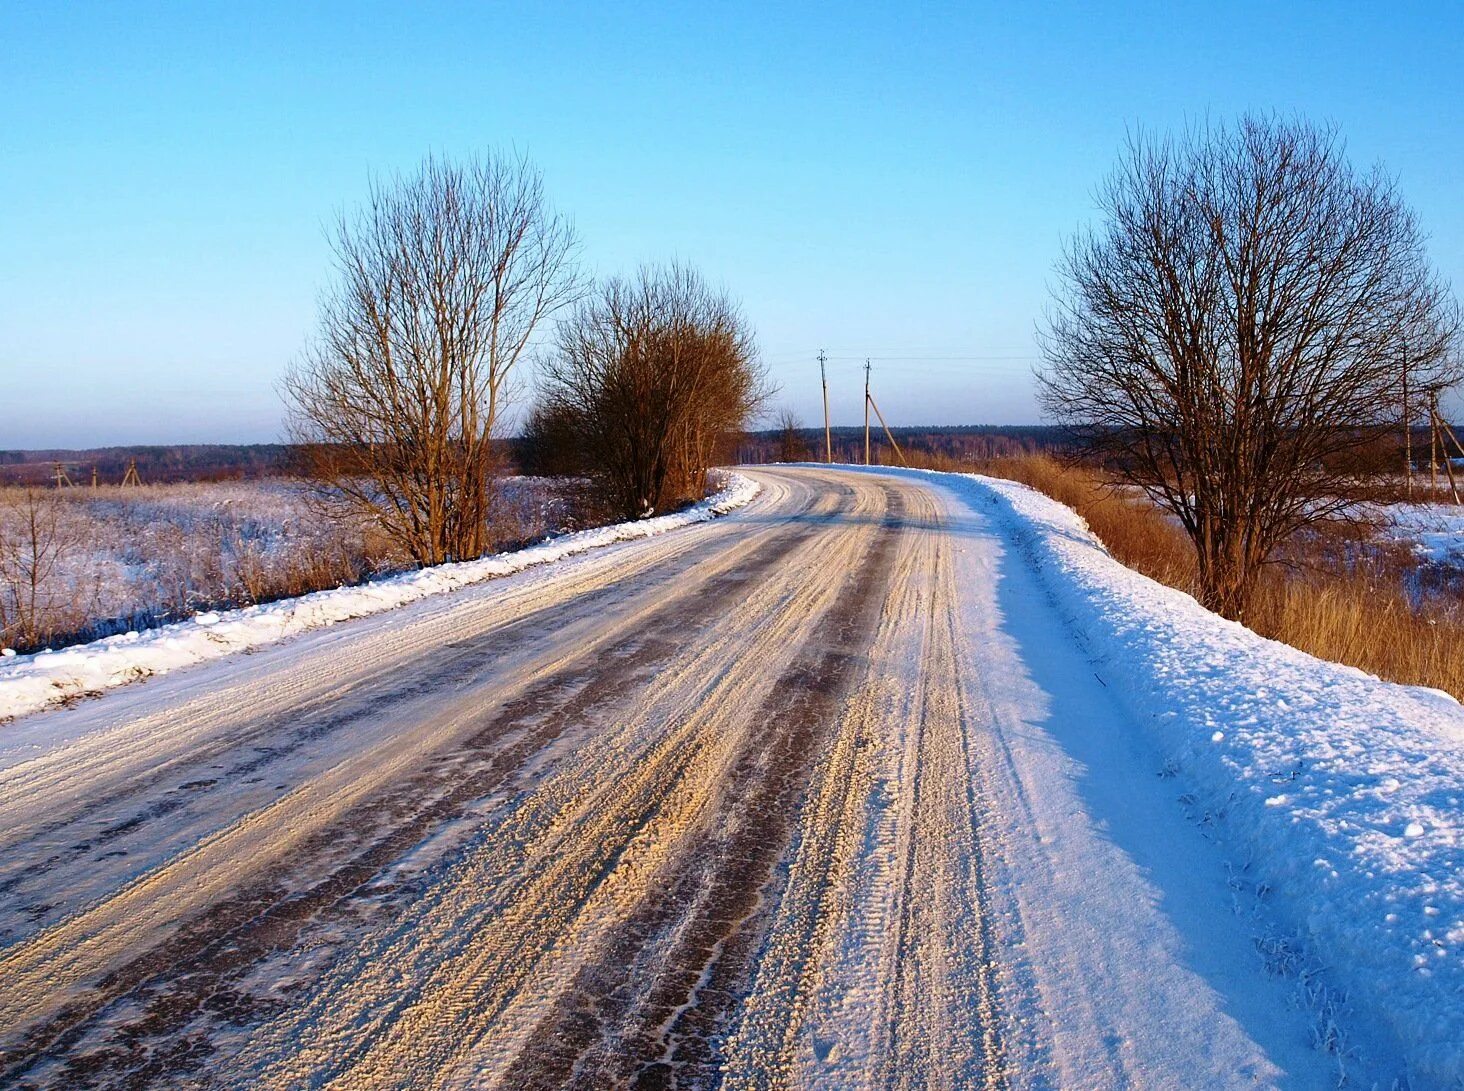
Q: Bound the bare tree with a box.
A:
[283,153,581,566]
[775,409,811,462]
[1040,116,1460,619]
[536,264,770,519]
[0,490,91,651]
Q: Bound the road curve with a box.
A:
[0,467,1004,1089]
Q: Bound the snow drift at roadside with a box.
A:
[943,469,1464,1084]
[0,472,760,724]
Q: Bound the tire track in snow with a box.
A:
[226,478,896,1090]
[0,478,790,874]
[0,502,797,948]
[492,488,906,1090]
[720,481,1006,1090]
[869,500,1005,1091]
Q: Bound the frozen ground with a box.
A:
[0,466,1458,1088]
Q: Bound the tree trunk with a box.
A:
[1193,521,1263,621]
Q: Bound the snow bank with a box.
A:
[938,471,1464,1084]
[0,473,759,724]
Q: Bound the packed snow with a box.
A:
[0,472,759,724]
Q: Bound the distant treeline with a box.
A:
[2,428,1074,486]
[735,425,1076,465]
[0,445,295,485]
[8,422,1456,486]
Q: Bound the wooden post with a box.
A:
[1430,390,1440,499]
[863,360,872,466]
[867,392,909,467]
[1438,412,1464,471]
[1403,344,1413,499]
[818,350,832,464]
[1432,400,1462,505]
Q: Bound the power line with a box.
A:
[822,355,1039,362]
[762,350,1041,363]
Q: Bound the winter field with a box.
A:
[0,477,580,657]
[1384,498,1464,572]
[0,465,1460,1088]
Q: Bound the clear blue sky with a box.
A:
[3,1,1461,446]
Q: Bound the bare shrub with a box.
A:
[0,490,96,651]
[1040,115,1460,620]
[535,264,771,519]
[517,401,586,479]
[283,152,582,566]
[775,409,811,463]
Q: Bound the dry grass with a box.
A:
[1248,577,1464,699]
[901,451,1464,701]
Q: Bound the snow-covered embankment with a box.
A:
[955,470,1464,1084]
[0,472,760,724]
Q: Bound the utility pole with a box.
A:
[1431,389,1441,498]
[818,349,832,464]
[864,359,872,466]
[1434,401,1464,505]
[866,389,910,467]
[1403,339,1413,499]
[1430,391,1461,504]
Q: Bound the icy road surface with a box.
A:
[0,468,1368,1088]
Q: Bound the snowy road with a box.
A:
[0,468,1389,1088]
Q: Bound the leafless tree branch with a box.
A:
[282,152,583,565]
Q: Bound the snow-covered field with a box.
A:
[1384,499,1464,569]
[0,480,380,647]
[0,465,1459,1088]
[0,477,581,656]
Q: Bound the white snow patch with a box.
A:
[1382,501,1464,567]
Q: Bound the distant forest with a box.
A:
[0,445,296,486]
[735,425,1075,465]
[7,421,1457,485]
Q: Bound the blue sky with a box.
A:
[3,1,1461,446]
